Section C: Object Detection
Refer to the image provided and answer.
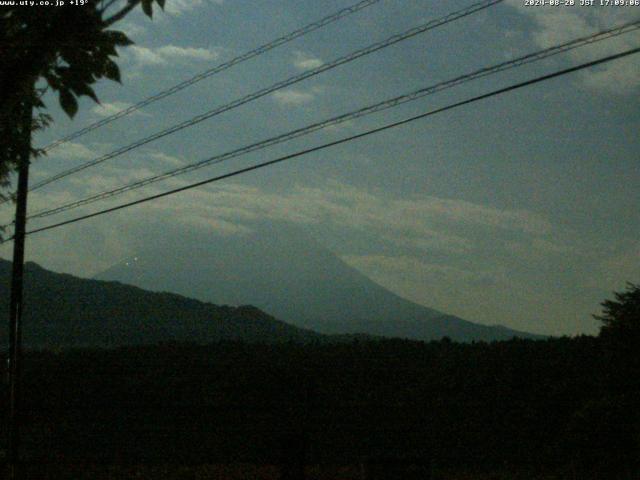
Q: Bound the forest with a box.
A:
[0,318,637,479]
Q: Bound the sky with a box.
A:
[1,0,638,336]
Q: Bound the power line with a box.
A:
[40,0,384,153]
[24,20,640,222]
[15,46,639,240]
[26,0,504,194]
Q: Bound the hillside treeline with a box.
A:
[0,334,637,479]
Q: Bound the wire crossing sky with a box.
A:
[19,46,640,238]
[27,0,504,194]
[39,0,383,153]
[23,20,640,223]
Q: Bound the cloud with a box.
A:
[147,151,185,168]
[293,51,323,71]
[582,55,640,93]
[25,175,552,260]
[507,237,582,261]
[27,142,107,187]
[48,142,95,160]
[67,165,157,193]
[388,233,473,255]
[128,45,166,66]
[505,1,640,93]
[343,254,507,289]
[28,150,182,213]
[119,21,146,38]
[128,44,221,67]
[587,242,640,292]
[271,89,316,106]
[395,195,551,236]
[164,0,223,16]
[97,179,551,255]
[91,101,151,118]
[156,45,220,61]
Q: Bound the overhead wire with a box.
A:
[8,45,638,241]
[40,0,384,153]
[25,0,505,194]
[22,20,640,223]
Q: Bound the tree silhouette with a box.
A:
[0,0,166,199]
[594,283,640,378]
[594,283,640,339]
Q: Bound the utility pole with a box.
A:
[7,93,33,480]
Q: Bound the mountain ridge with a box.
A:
[95,223,542,342]
[0,258,325,348]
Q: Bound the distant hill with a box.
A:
[0,258,323,348]
[96,223,541,342]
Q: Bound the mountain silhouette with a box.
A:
[96,222,540,342]
[0,258,323,348]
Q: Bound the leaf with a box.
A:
[59,89,78,118]
[97,38,118,57]
[155,0,165,9]
[104,60,121,83]
[104,30,133,47]
[141,0,153,18]
[79,84,99,104]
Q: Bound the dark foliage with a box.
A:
[0,335,636,479]
[0,0,165,198]
[594,283,640,339]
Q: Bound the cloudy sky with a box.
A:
[1,0,638,336]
